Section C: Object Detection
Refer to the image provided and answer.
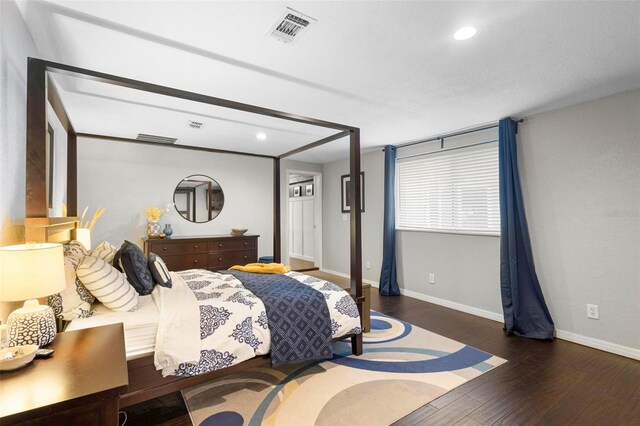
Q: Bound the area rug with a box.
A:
[182,311,506,426]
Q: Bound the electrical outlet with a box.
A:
[365,261,371,270]
[587,304,599,320]
[428,273,435,284]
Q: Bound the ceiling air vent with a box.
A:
[268,7,316,44]
[136,134,177,144]
[187,120,203,129]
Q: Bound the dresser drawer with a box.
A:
[161,253,208,271]
[209,238,256,252]
[209,250,256,269]
[148,240,208,255]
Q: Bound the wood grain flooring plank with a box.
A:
[392,404,439,426]
[417,395,483,426]
[453,417,482,426]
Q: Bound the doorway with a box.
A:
[286,170,322,271]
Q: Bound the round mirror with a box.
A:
[173,174,224,223]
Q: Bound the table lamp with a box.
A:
[0,243,66,346]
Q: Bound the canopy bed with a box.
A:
[23,57,364,408]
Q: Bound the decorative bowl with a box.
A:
[0,345,38,371]
[230,228,248,236]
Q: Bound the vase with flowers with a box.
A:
[144,206,165,238]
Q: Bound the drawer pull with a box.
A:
[162,247,167,251]
[193,260,198,264]
[243,256,248,259]
[218,257,222,261]
[194,245,198,249]
[243,242,247,246]
[218,244,223,247]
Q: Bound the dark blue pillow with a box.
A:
[114,241,155,295]
[148,253,172,288]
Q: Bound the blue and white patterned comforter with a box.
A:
[152,269,361,377]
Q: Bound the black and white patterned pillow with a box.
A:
[148,253,172,288]
[113,241,155,295]
[46,256,95,320]
[63,240,89,263]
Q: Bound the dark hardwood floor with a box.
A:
[124,288,640,426]
[289,256,319,272]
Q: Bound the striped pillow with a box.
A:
[91,241,117,264]
[148,253,172,288]
[77,256,138,312]
[47,256,94,320]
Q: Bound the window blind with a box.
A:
[396,143,500,235]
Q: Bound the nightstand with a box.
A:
[0,324,128,425]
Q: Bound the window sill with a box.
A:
[395,227,500,238]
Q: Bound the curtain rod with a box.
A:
[396,139,497,161]
[384,119,523,151]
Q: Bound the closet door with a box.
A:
[302,199,314,259]
[291,200,303,257]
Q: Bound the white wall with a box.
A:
[78,138,274,257]
[322,89,640,358]
[0,0,39,321]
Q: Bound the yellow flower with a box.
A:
[145,206,165,221]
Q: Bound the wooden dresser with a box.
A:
[144,234,259,272]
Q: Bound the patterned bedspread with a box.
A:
[224,270,332,366]
[153,269,361,377]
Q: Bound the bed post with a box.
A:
[349,128,364,355]
[273,158,281,263]
[26,58,48,218]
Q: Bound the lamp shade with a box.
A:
[0,243,66,302]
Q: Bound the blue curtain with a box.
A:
[379,145,400,296]
[499,118,555,340]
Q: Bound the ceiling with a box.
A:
[17,0,640,163]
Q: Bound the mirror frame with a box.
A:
[173,174,224,223]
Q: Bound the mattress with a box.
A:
[65,295,158,360]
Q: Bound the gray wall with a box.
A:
[0,0,38,246]
[322,89,640,356]
[518,89,639,353]
[322,149,385,283]
[78,137,274,257]
[0,0,39,321]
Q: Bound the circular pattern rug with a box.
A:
[182,311,506,426]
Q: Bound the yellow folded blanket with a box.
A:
[229,263,291,274]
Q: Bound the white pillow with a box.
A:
[77,256,138,312]
[47,256,95,320]
[90,241,117,264]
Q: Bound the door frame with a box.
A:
[284,169,323,269]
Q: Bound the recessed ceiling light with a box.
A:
[256,132,267,141]
[453,26,477,41]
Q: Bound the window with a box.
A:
[396,143,500,235]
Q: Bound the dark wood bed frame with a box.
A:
[24,58,364,407]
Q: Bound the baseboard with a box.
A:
[320,268,639,360]
[290,255,314,262]
[554,329,640,360]
[320,268,379,287]
[399,288,505,323]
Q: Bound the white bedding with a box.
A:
[67,270,362,375]
[65,295,158,360]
